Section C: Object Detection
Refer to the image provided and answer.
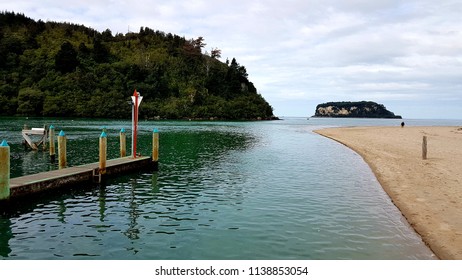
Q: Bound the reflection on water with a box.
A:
[0,218,12,257]
[0,117,439,259]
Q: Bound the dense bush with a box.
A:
[0,12,275,120]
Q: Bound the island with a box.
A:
[313,101,402,119]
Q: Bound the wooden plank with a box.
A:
[8,156,154,199]
[22,129,46,135]
[10,156,149,185]
[22,131,37,150]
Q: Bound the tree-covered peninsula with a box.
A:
[0,12,275,120]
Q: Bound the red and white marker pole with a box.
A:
[131,89,143,158]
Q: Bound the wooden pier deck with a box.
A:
[8,156,155,199]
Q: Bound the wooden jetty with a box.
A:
[1,123,160,202]
[1,92,161,202]
[8,156,155,200]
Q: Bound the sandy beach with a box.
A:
[315,126,462,260]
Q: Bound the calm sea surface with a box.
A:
[1,117,459,260]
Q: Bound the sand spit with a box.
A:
[315,126,462,260]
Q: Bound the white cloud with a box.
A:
[2,0,462,118]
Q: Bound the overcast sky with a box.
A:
[3,0,462,119]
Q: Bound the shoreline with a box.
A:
[314,126,462,260]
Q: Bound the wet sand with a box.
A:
[315,126,462,260]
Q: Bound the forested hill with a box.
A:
[0,12,275,120]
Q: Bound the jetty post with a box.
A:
[422,136,428,160]
[99,131,107,174]
[0,140,10,200]
[131,90,143,158]
[120,128,126,157]
[49,125,56,162]
[58,130,67,169]
[152,128,159,169]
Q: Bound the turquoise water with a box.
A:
[1,117,454,259]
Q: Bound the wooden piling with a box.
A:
[99,131,107,174]
[58,130,67,169]
[42,125,48,151]
[49,125,55,162]
[152,128,159,163]
[120,128,126,158]
[422,136,427,160]
[0,140,10,200]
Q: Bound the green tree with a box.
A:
[210,47,221,59]
[93,38,110,63]
[55,41,79,73]
[16,87,44,115]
